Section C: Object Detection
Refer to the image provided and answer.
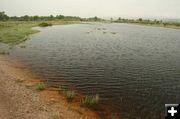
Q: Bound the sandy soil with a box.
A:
[0,55,99,119]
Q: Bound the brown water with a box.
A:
[1,23,180,119]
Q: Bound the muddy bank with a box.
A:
[0,55,99,119]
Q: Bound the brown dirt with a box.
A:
[0,55,100,119]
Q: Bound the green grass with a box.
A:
[0,21,80,44]
[64,90,76,101]
[81,94,100,107]
[58,84,76,101]
[36,82,46,91]
[0,21,39,44]
[38,22,52,27]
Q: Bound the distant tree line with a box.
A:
[114,17,180,27]
[85,16,105,21]
[0,11,105,22]
[1,11,180,26]
[0,12,82,21]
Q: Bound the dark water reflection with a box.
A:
[1,23,180,119]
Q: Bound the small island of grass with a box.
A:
[38,22,52,27]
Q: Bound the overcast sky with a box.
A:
[0,0,180,19]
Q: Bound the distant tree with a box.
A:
[0,11,8,21]
[94,16,98,21]
[118,17,122,21]
[49,15,54,20]
[33,16,39,21]
[138,18,143,22]
[56,15,65,19]
[163,23,167,26]
[21,15,30,21]
[10,16,18,21]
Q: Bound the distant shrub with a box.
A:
[38,22,52,27]
[36,82,46,91]
[81,94,100,107]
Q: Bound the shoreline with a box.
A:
[0,55,100,119]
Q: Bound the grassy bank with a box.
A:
[0,21,80,44]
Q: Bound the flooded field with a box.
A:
[1,23,180,119]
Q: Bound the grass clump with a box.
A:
[38,22,52,27]
[36,82,46,91]
[81,94,100,107]
[59,84,76,102]
[64,90,76,101]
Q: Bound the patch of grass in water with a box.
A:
[38,22,52,27]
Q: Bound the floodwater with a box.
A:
[1,23,180,119]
